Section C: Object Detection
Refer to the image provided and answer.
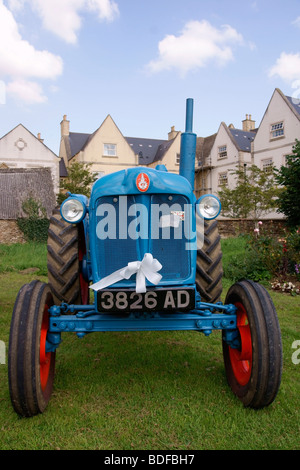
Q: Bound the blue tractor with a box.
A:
[8,99,282,417]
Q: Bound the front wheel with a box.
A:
[222,280,282,409]
[8,281,56,417]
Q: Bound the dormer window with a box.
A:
[270,122,284,139]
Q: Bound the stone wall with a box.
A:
[217,219,287,238]
[0,220,26,244]
[0,217,287,245]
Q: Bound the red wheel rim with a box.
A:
[229,302,253,386]
[39,304,52,391]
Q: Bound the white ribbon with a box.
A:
[89,253,163,293]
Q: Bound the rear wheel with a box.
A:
[222,280,282,409]
[8,281,55,417]
[196,219,223,302]
[47,208,89,305]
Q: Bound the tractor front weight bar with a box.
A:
[46,301,238,353]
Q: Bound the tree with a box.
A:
[57,161,97,204]
[275,139,300,229]
[218,164,281,223]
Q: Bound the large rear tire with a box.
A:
[196,219,223,303]
[8,281,55,417]
[222,280,282,409]
[47,208,89,305]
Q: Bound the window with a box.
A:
[262,158,273,173]
[103,143,117,156]
[270,122,284,139]
[176,153,180,165]
[218,172,228,186]
[218,145,227,159]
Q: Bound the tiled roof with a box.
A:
[59,158,68,177]
[229,128,256,152]
[125,137,168,165]
[285,95,300,117]
[69,132,91,158]
[196,134,217,164]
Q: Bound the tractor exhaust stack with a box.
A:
[179,98,197,190]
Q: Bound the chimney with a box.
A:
[37,132,44,143]
[168,126,178,140]
[60,114,70,136]
[242,114,255,132]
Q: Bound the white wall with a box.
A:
[209,123,252,195]
[0,124,60,193]
[253,89,300,219]
[253,89,300,172]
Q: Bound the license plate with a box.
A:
[97,288,195,313]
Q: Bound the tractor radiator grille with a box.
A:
[95,194,191,285]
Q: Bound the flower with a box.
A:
[258,221,263,225]
[254,228,259,233]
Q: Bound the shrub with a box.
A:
[17,196,50,243]
[223,222,300,283]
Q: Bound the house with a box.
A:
[251,88,300,219]
[252,88,300,175]
[0,124,60,193]
[59,115,182,178]
[196,116,257,199]
[195,87,300,220]
[60,114,137,178]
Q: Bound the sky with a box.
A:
[1,0,300,155]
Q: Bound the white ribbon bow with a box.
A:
[89,253,163,293]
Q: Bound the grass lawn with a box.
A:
[0,241,299,450]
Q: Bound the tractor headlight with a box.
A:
[196,195,221,220]
[61,197,87,224]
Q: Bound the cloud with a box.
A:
[6,79,47,103]
[269,52,300,83]
[10,0,120,44]
[292,16,300,28]
[146,20,244,76]
[0,1,63,103]
[87,0,119,21]
[7,0,25,11]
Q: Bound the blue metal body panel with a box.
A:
[88,167,197,291]
[46,300,238,353]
